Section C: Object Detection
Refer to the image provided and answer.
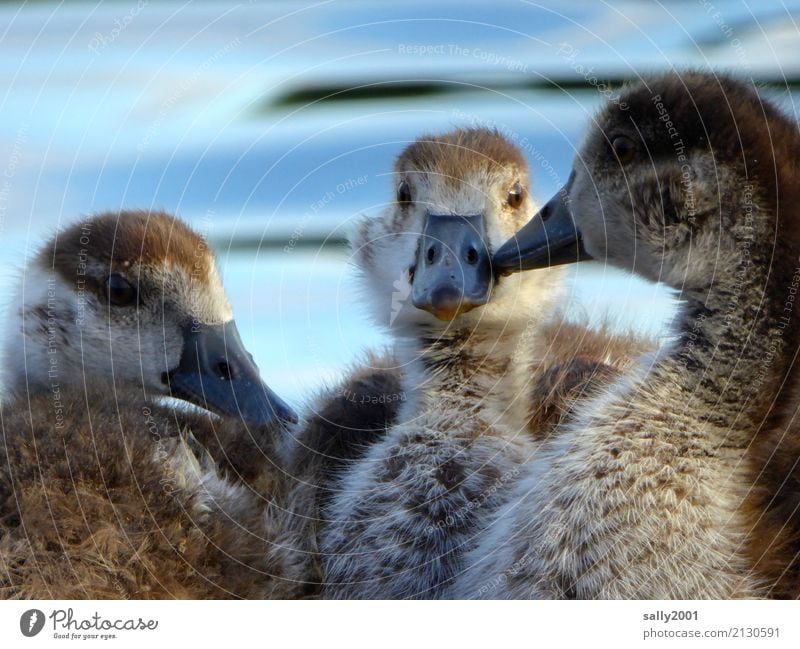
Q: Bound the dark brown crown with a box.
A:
[395,127,528,185]
[45,210,213,289]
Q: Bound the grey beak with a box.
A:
[163,320,297,427]
[493,171,591,273]
[411,212,493,321]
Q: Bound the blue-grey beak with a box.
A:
[411,212,493,321]
[493,171,591,273]
[163,320,297,427]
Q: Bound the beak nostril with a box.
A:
[465,247,479,265]
[426,246,436,264]
[216,361,233,381]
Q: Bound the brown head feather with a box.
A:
[45,210,213,292]
[395,127,528,187]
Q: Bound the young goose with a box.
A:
[0,211,307,598]
[457,71,800,599]
[2,210,295,432]
[316,128,650,599]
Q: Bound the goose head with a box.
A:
[3,210,296,427]
[352,127,563,333]
[494,71,800,292]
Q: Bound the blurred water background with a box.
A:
[1,0,799,408]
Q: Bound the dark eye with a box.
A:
[397,180,411,205]
[507,181,524,209]
[105,274,137,307]
[612,135,636,164]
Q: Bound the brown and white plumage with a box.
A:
[0,210,309,599]
[0,386,297,599]
[314,128,651,598]
[455,71,800,599]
